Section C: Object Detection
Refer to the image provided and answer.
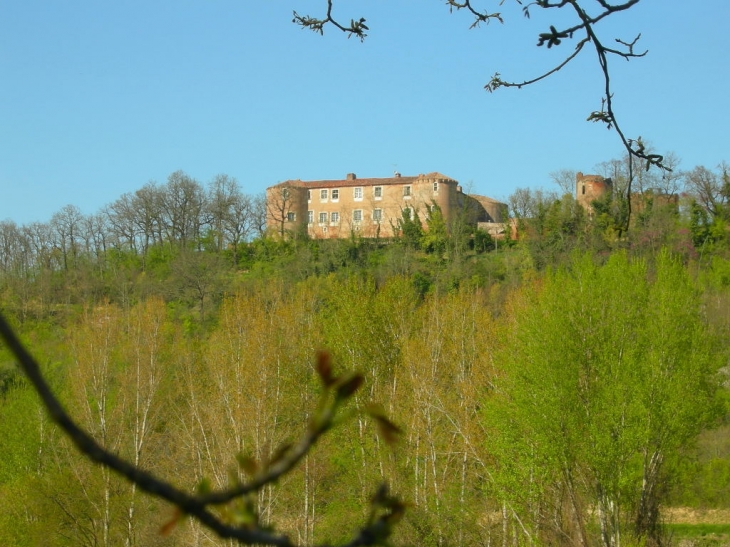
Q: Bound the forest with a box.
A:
[1,158,730,547]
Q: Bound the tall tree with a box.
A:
[486,251,722,547]
[684,164,730,221]
[162,172,208,249]
[50,204,84,272]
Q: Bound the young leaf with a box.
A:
[160,508,182,536]
[236,453,259,476]
[336,373,364,399]
[196,477,212,495]
[315,349,335,386]
[367,404,402,445]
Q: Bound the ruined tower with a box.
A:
[576,172,612,215]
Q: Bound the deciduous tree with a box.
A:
[486,251,722,547]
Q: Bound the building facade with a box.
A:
[576,171,613,216]
[266,172,506,239]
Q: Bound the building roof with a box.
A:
[268,172,458,190]
[469,194,504,204]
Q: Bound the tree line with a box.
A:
[0,171,266,279]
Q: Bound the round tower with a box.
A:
[576,172,612,213]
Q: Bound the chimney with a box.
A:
[346,173,357,180]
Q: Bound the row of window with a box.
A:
[307,183,438,203]
[287,205,423,225]
[306,208,390,225]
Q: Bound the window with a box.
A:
[332,189,339,201]
[354,187,363,200]
[307,190,311,201]
[373,209,382,222]
[319,212,328,225]
[286,212,296,222]
[308,210,314,224]
[433,182,439,193]
[374,186,383,199]
[330,211,340,225]
[282,188,290,199]
[320,189,328,201]
[353,209,363,224]
[582,185,586,195]
[403,185,411,197]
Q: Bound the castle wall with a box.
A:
[576,171,612,214]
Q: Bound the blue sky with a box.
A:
[1,1,728,224]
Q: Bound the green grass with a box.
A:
[666,522,730,545]
[667,523,730,536]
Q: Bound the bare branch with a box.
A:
[486,37,589,91]
[292,0,368,41]
[445,0,505,27]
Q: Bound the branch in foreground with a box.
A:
[295,0,667,231]
[0,313,403,546]
[293,0,369,41]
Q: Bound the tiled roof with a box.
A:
[268,172,457,190]
[470,194,506,205]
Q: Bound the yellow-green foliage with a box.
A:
[0,250,727,546]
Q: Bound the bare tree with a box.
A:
[207,174,240,253]
[549,169,577,196]
[105,194,139,254]
[252,193,269,239]
[508,187,558,220]
[0,220,23,276]
[161,171,207,249]
[266,186,296,238]
[206,174,257,263]
[684,163,730,220]
[50,205,84,271]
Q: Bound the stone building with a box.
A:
[575,171,679,221]
[266,172,506,239]
[576,172,613,216]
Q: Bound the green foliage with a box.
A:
[472,228,494,254]
[396,207,423,250]
[3,189,730,546]
[520,193,590,269]
[485,250,723,547]
[421,203,447,256]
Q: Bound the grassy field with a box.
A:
[665,509,730,546]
